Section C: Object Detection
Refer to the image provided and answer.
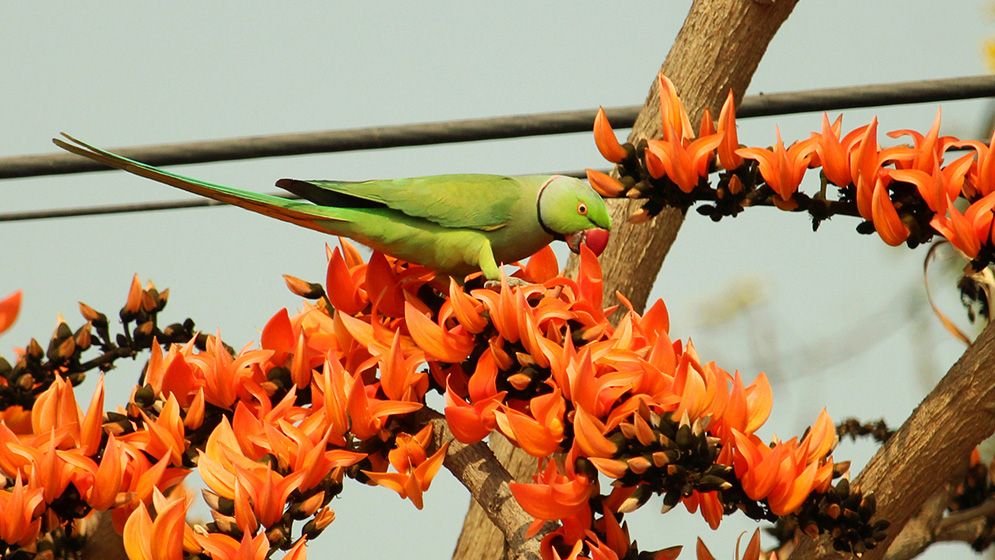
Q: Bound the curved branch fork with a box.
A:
[419,409,552,560]
[793,322,995,560]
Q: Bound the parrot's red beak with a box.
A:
[565,228,610,256]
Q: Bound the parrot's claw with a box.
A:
[484,277,531,290]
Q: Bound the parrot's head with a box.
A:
[537,176,612,256]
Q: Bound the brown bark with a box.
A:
[419,410,552,560]
[452,1,799,558]
[790,321,995,560]
[881,485,995,560]
[452,434,540,559]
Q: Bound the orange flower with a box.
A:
[0,290,21,335]
[346,373,423,441]
[0,406,31,436]
[122,394,187,466]
[495,389,567,457]
[889,160,966,214]
[682,491,723,530]
[198,418,260,501]
[0,475,44,547]
[645,134,723,193]
[594,107,628,164]
[363,425,448,509]
[737,129,816,201]
[378,331,428,402]
[5,433,77,504]
[960,128,995,197]
[233,462,306,528]
[85,435,128,510]
[285,539,309,560]
[123,488,191,560]
[196,531,271,560]
[930,190,995,258]
[510,460,593,537]
[888,108,945,174]
[310,357,352,447]
[108,443,188,531]
[404,301,473,363]
[708,371,772,440]
[444,353,506,443]
[186,335,273,409]
[29,373,103,454]
[446,278,489,334]
[122,274,143,317]
[261,307,297,363]
[810,114,866,187]
[731,410,836,515]
[325,245,367,315]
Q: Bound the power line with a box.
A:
[2,75,993,181]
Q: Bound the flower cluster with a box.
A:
[0,244,880,558]
[591,74,995,268]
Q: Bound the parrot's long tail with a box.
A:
[52,133,336,231]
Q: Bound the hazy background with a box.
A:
[2,2,993,558]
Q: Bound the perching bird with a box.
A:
[53,134,611,281]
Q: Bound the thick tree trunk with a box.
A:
[451,1,800,558]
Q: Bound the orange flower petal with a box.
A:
[717,90,743,170]
[594,107,628,163]
[586,168,625,197]
[572,408,618,458]
[0,291,21,335]
[871,179,910,246]
[524,244,560,284]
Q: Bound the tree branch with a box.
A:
[792,321,995,560]
[418,409,550,560]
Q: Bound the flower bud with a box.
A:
[121,275,143,319]
[75,323,92,351]
[283,274,325,299]
[79,302,108,328]
[26,338,44,360]
[506,372,532,391]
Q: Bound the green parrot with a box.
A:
[53,134,611,280]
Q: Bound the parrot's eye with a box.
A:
[577,202,588,215]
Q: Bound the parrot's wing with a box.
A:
[275,175,523,231]
[52,134,341,230]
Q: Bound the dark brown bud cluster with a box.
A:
[769,478,889,556]
[948,451,995,551]
[580,405,892,556]
[836,417,894,444]
[0,278,197,412]
[585,409,736,516]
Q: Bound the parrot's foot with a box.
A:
[483,277,531,290]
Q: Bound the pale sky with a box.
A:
[2,2,993,558]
